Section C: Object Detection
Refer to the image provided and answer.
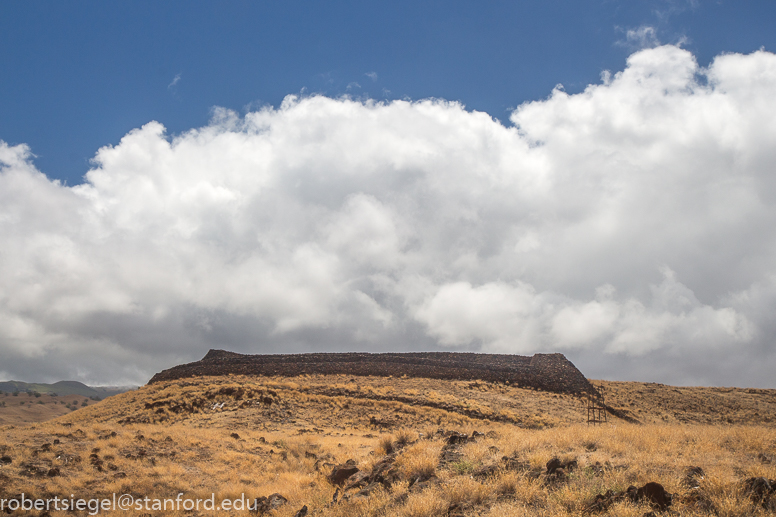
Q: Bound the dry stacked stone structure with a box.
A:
[149,350,593,394]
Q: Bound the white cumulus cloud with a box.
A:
[1,45,776,386]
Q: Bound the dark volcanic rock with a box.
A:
[637,482,672,511]
[586,482,672,513]
[250,493,288,515]
[446,431,471,445]
[546,458,563,474]
[148,349,592,394]
[471,464,500,480]
[329,463,360,486]
[544,457,578,486]
[500,454,530,472]
[743,477,776,509]
[343,471,371,490]
[681,466,705,489]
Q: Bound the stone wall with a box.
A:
[148,350,593,394]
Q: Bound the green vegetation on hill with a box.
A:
[0,380,134,398]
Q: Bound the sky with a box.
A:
[1,1,776,387]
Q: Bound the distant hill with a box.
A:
[0,380,134,398]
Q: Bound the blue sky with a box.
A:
[2,1,776,387]
[3,1,774,186]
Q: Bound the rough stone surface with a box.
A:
[681,466,705,489]
[250,493,288,515]
[743,477,776,509]
[329,464,360,486]
[585,482,673,513]
[149,350,592,394]
[637,482,672,511]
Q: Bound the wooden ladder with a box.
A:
[586,385,608,425]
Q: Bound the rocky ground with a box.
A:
[0,374,774,516]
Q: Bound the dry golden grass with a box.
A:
[395,440,444,481]
[0,374,774,516]
[0,393,97,425]
[598,380,776,425]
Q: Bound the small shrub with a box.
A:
[394,429,417,448]
[398,487,447,517]
[396,440,442,481]
[444,476,492,506]
[450,460,475,475]
[378,435,395,455]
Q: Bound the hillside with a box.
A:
[0,381,136,426]
[0,380,134,398]
[1,373,774,516]
[0,393,104,426]
[599,380,776,426]
[47,374,776,430]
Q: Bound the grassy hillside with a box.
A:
[0,380,133,398]
[0,374,774,516]
[0,393,105,426]
[599,380,776,426]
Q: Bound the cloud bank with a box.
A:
[2,45,776,386]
